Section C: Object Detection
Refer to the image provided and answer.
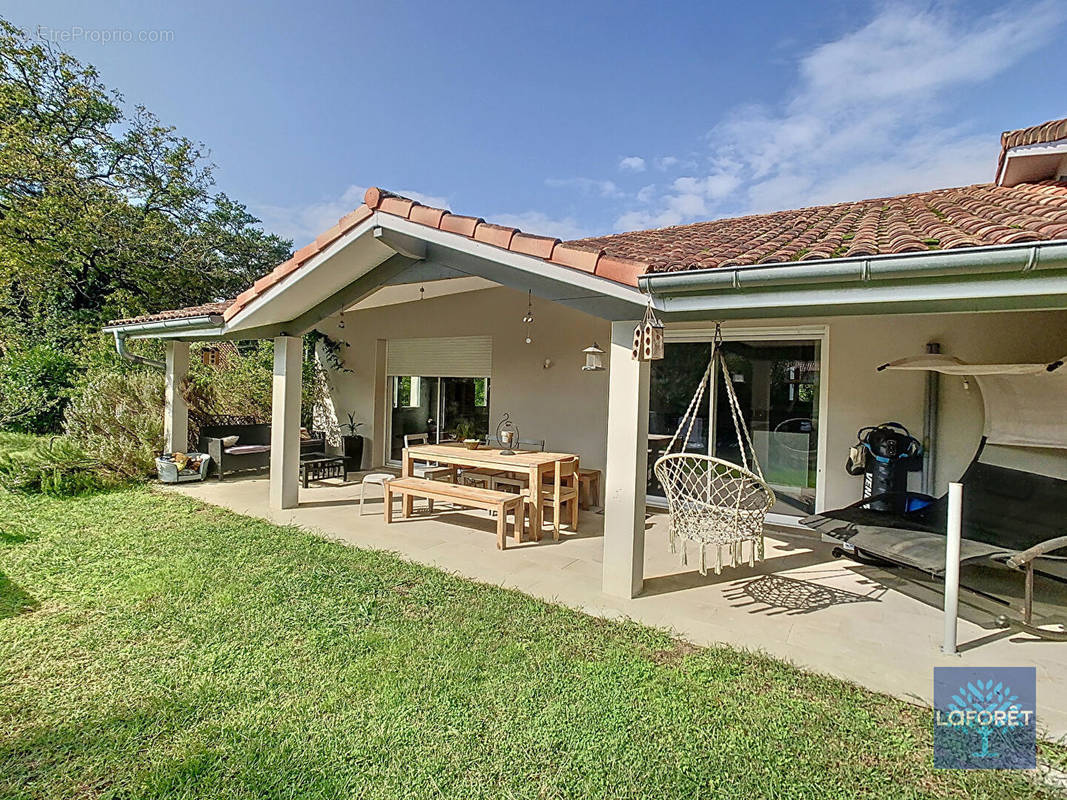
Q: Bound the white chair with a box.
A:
[402,433,453,481]
[360,472,395,515]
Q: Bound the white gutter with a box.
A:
[639,240,1067,314]
[104,314,225,368]
[102,314,225,336]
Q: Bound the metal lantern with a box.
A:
[495,412,520,455]
[582,341,605,371]
[632,302,664,361]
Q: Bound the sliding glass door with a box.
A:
[647,335,822,518]
[388,376,490,461]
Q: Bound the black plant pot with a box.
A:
[341,434,364,474]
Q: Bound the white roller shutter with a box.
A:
[386,336,492,378]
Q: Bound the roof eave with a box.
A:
[640,239,1067,319]
[102,314,226,337]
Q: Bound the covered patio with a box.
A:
[105,165,1067,735]
[109,188,664,598]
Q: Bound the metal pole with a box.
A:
[942,482,963,654]
[921,342,940,496]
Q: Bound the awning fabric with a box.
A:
[879,354,1067,450]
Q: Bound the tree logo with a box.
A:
[933,667,1036,769]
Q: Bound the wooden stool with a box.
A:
[578,468,601,510]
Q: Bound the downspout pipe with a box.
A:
[638,239,1067,297]
[104,314,224,370]
[112,330,165,370]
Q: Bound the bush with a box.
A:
[0,345,77,434]
[185,339,328,429]
[0,435,115,495]
[186,340,274,422]
[64,370,164,480]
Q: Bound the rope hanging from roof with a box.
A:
[654,323,776,575]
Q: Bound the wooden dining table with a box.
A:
[402,442,577,537]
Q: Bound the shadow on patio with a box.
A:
[723,573,882,615]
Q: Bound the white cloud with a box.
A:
[489,210,592,240]
[618,156,646,172]
[545,177,624,198]
[613,0,1066,231]
[655,156,680,171]
[254,184,449,243]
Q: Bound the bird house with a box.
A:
[581,342,605,371]
[632,305,664,361]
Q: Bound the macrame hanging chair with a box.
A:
[653,325,776,575]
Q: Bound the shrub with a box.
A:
[186,340,274,422]
[185,338,328,429]
[0,435,115,495]
[64,370,164,480]
[0,345,77,434]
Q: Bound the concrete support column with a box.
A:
[602,320,650,598]
[270,336,302,510]
[163,341,189,454]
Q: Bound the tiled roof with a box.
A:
[570,181,1067,273]
[211,187,646,324]
[107,175,1067,328]
[107,301,233,327]
[997,116,1067,181]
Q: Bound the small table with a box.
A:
[300,455,346,488]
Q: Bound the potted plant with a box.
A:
[451,420,481,449]
[340,414,364,471]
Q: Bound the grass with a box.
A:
[0,478,1063,797]
[0,432,41,456]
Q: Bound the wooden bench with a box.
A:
[383,477,526,550]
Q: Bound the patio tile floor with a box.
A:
[172,472,1067,739]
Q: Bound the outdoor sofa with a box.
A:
[198,423,325,480]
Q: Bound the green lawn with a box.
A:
[0,481,1061,798]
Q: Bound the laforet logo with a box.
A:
[933,667,1036,769]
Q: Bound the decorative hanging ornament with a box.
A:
[495,413,520,455]
[581,341,605,371]
[632,300,664,361]
[522,289,534,344]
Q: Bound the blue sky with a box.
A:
[4,0,1066,244]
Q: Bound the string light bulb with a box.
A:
[522,289,534,344]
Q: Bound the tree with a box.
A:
[0,18,291,346]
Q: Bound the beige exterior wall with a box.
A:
[318,283,1067,512]
[316,285,611,471]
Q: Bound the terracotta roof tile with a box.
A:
[550,243,603,273]
[570,181,1067,274]
[379,195,416,217]
[997,116,1067,180]
[110,171,1067,328]
[338,205,373,234]
[510,232,559,259]
[473,222,518,249]
[107,301,232,327]
[439,213,483,237]
[409,204,447,227]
